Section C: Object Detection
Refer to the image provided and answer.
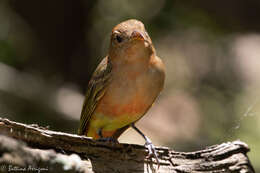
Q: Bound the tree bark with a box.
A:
[0,118,255,173]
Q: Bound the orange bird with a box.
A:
[78,19,165,160]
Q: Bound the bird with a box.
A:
[78,19,165,163]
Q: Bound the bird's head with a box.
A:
[109,19,155,64]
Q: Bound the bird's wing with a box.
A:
[78,56,112,135]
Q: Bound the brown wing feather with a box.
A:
[78,57,112,135]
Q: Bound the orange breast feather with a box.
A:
[95,91,149,118]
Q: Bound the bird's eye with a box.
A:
[116,35,123,43]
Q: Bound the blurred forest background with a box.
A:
[0,0,259,170]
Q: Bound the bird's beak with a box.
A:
[131,30,145,41]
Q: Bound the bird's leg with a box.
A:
[98,128,104,138]
[96,128,119,143]
[131,123,160,166]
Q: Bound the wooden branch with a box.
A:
[0,135,92,173]
[0,118,255,173]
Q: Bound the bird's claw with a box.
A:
[145,140,160,169]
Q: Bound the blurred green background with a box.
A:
[0,0,259,170]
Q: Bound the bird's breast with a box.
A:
[95,62,165,118]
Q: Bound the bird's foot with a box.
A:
[131,123,160,168]
[97,137,119,143]
[145,138,160,169]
